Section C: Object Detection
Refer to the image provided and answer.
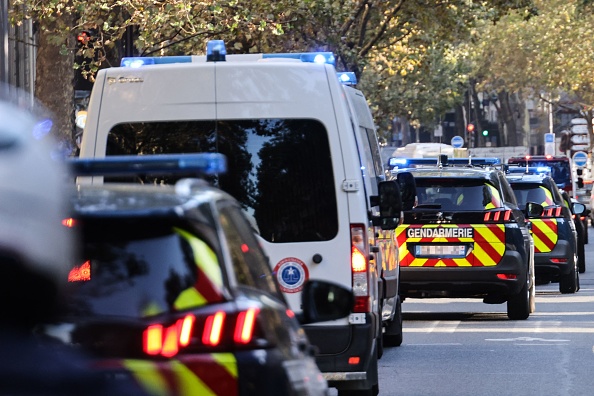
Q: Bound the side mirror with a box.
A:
[525,202,543,218]
[299,280,354,325]
[573,202,586,215]
[396,171,417,211]
[371,180,403,230]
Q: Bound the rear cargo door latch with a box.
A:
[342,180,360,192]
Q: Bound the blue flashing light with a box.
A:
[120,56,192,67]
[206,40,227,62]
[505,165,551,176]
[262,52,335,65]
[389,157,500,169]
[389,158,409,168]
[337,72,357,85]
[69,153,227,176]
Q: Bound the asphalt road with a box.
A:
[330,226,594,396]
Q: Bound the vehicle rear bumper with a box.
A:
[534,239,574,279]
[304,314,378,391]
[400,250,527,298]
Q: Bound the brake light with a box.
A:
[62,218,77,228]
[143,307,262,357]
[68,260,91,282]
[351,224,370,313]
[483,209,513,223]
[542,207,562,217]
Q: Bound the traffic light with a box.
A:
[482,130,489,136]
[466,123,475,132]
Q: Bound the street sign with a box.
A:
[571,134,590,144]
[451,135,464,148]
[434,125,443,137]
[572,151,588,168]
[571,118,588,125]
[544,133,555,156]
[544,133,554,143]
[571,124,588,134]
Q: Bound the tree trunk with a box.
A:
[35,17,75,155]
[497,91,519,147]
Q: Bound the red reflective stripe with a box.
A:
[195,267,224,303]
[184,355,238,396]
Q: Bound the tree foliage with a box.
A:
[10,0,535,145]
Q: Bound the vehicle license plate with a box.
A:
[415,245,466,258]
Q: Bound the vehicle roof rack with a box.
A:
[69,153,227,177]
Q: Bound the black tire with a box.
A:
[560,259,579,294]
[383,296,403,347]
[507,279,530,320]
[376,331,384,360]
[578,238,586,273]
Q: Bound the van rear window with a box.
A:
[107,119,338,244]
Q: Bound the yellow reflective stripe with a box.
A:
[174,227,223,289]
[169,360,217,396]
[212,353,239,378]
[174,287,207,310]
[540,186,554,206]
[123,360,169,396]
[142,302,165,317]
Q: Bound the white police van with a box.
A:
[78,40,404,396]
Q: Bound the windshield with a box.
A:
[64,218,225,319]
[415,178,501,211]
[107,119,338,244]
[510,183,555,208]
[508,160,570,188]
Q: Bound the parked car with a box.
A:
[42,154,354,396]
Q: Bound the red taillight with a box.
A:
[351,224,370,313]
[496,273,517,280]
[203,311,226,346]
[234,307,258,344]
[62,218,77,228]
[542,207,562,217]
[551,258,568,264]
[68,260,91,282]
[484,209,512,223]
[142,308,262,357]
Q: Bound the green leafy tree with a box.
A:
[10,0,534,148]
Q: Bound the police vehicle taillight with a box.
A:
[143,307,265,357]
[542,207,563,217]
[483,209,513,223]
[351,224,370,313]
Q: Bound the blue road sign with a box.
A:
[451,136,464,148]
[572,151,588,168]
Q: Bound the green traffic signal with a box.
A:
[482,130,488,136]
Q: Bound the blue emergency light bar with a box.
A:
[389,157,501,168]
[337,72,357,85]
[121,40,336,67]
[504,165,551,176]
[69,153,227,176]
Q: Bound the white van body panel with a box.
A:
[81,62,375,312]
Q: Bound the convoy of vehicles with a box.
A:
[505,168,584,293]
[388,156,538,320]
[62,38,590,395]
[76,40,406,395]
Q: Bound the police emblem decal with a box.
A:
[273,257,309,293]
